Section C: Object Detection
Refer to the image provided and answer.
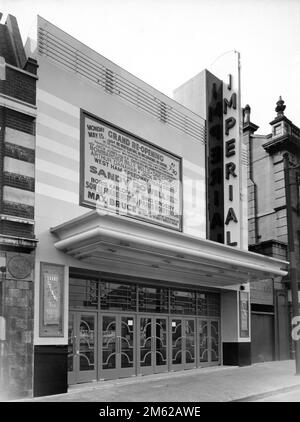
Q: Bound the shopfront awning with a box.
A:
[50,210,288,289]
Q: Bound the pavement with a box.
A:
[5,360,300,402]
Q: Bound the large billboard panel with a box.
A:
[80,111,182,231]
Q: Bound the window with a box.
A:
[170,290,196,315]
[197,293,208,316]
[208,293,221,317]
[100,282,136,311]
[196,292,220,317]
[138,286,169,313]
[274,124,282,136]
[69,278,98,308]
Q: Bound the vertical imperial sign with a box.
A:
[206,71,224,243]
[223,71,241,248]
[80,111,182,231]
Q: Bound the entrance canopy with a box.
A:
[50,210,288,289]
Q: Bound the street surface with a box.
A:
[8,360,300,403]
[256,390,300,402]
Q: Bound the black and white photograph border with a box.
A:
[0,0,300,412]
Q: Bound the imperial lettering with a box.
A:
[223,73,239,247]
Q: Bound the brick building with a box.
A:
[0,13,38,398]
[243,99,300,363]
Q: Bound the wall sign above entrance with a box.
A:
[80,111,182,231]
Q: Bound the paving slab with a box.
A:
[6,360,300,402]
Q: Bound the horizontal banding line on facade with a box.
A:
[54,226,287,277]
[37,98,79,129]
[182,161,205,177]
[37,88,79,118]
[36,159,78,182]
[37,135,79,161]
[5,127,35,150]
[36,123,79,148]
[36,146,79,171]
[183,201,205,210]
[3,186,35,206]
[36,182,78,203]
[4,156,34,178]
[37,112,79,139]
[36,170,78,193]
[38,30,205,126]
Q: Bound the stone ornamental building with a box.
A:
[243,98,300,364]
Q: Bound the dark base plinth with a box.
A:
[33,345,68,397]
[222,342,251,366]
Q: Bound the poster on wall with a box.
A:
[239,291,250,338]
[80,111,182,231]
[40,263,64,337]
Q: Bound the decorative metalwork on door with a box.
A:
[138,316,168,375]
[68,312,97,384]
[210,320,220,362]
[171,318,196,370]
[79,315,96,372]
[198,319,220,365]
[198,320,209,363]
[155,318,167,368]
[139,317,152,370]
[185,319,195,364]
[120,316,134,369]
[102,315,117,371]
[171,319,182,365]
[100,314,136,379]
[68,312,75,376]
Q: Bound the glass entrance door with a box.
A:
[99,314,136,380]
[137,315,168,375]
[170,318,196,371]
[68,311,97,384]
[198,318,220,365]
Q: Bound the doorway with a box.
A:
[99,313,136,380]
[137,315,168,375]
[68,311,97,384]
[170,317,197,371]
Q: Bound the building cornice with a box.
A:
[6,62,38,79]
[262,134,300,154]
[0,93,37,117]
[0,233,37,249]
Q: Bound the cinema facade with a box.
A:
[0,15,288,398]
